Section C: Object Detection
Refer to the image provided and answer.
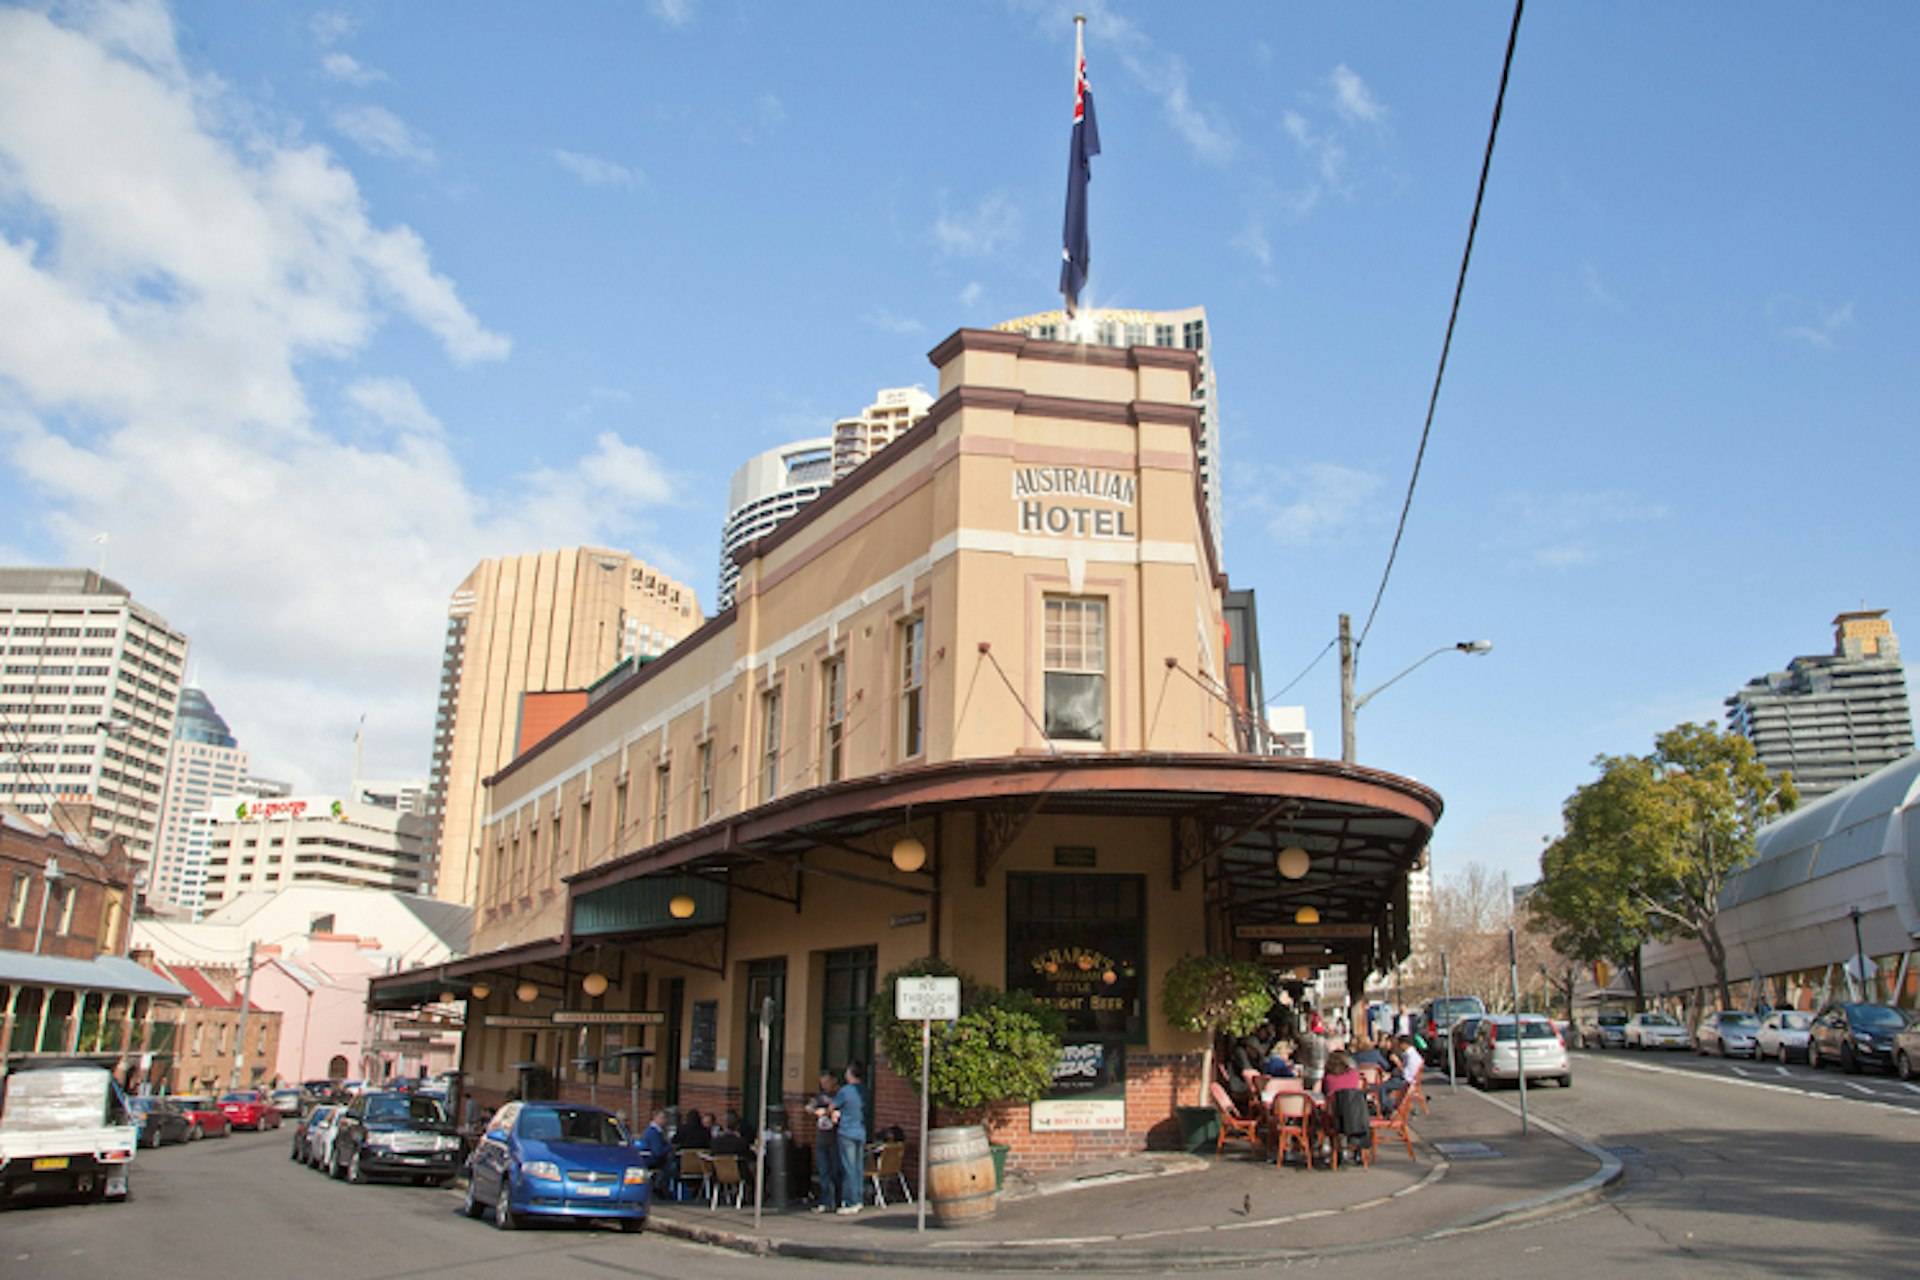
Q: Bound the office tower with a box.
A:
[200,793,430,908]
[150,686,250,914]
[831,385,933,480]
[425,548,701,905]
[1726,609,1915,799]
[716,437,834,611]
[995,306,1223,564]
[0,568,187,862]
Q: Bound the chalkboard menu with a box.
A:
[688,999,718,1071]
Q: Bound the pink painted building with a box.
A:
[250,935,457,1084]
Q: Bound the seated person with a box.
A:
[1261,1042,1298,1079]
[710,1114,751,1157]
[1377,1035,1423,1113]
[1350,1036,1392,1071]
[1313,1050,1365,1147]
[673,1107,712,1150]
[634,1109,672,1169]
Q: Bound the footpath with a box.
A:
[645,1081,1622,1270]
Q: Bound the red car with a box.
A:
[172,1096,231,1140]
[218,1090,282,1131]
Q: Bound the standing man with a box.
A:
[808,1070,841,1213]
[832,1061,867,1216]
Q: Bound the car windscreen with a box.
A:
[1431,998,1485,1019]
[1852,1005,1907,1029]
[219,1092,251,1103]
[1643,1015,1678,1027]
[1780,1012,1811,1029]
[1491,1022,1559,1041]
[1719,1014,1759,1027]
[176,1098,210,1109]
[366,1096,449,1127]
[1597,1015,1628,1026]
[517,1108,629,1146]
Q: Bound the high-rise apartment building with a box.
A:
[716,437,834,611]
[150,686,249,914]
[200,794,429,908]
[426,548,702,905]
[831,385,933,480]
[0,568,187,862]
[1727,609,1915,799]
[995,307,1223,564]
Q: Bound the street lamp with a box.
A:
[1338,613,1491,764]
[31,856,65,954]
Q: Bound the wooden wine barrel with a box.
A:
[925,1124,998,1225]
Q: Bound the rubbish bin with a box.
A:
[761,1126,791,1209]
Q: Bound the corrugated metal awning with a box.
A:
[0,950,190,1000]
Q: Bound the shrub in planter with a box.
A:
[872,958,1064,1116]
[1161,952,1272,1105]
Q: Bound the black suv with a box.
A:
[1808,1002,1910,1074]
[329,1091,461,1185]
[1420,996,1488,1072]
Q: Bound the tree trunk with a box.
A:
[1630,947,1646,1014]
[1701,917,1732,1011]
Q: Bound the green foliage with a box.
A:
[1534,721,1796,1007]
[1160,953,1271,1039]
[871,958,1063,1113]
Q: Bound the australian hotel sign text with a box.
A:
[1013,467,1137,539]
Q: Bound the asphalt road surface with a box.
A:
[4,1054,1913,1279]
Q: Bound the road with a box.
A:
[4,1052,1913,1279]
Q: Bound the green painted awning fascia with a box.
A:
[573,875,727,937]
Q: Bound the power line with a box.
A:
[1356,0,1525,653]
[1265,637,1337,705]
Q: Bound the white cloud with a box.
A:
[1087,6,1234,165]
[865,308,925,336]
[551,149,643,189]
[958,282,984,308]
[321,52,386,85]
[332,104,435,166]
[0,3,677,791]
[1767,295,1855,349]
[649,0,695,28]
[1495,490,1668,570]
[1231,217,1273,270]
[1328,64,1385,126]
[1247,462,1381,547]
[310,10,358,48]
[932,192,1020,259]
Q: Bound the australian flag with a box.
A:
[1059,46,1100,315]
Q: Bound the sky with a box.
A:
[1,1,1915,890]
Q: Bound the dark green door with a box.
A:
[820,946,877,1076]
[742,959,786,1132]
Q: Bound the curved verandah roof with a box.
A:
[563,753,1442,979]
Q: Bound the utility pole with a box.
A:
[231,939,258,1091]
[1339,613,1357,764]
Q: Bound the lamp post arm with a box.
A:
[1352,645,1458,714]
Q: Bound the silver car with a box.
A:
[304,1104,343,1170]
[1465,1015,1572,1089]
[1624,1012,1691,1050]
[1695,1011,1761,1058]
[1756,1010,1812,1063]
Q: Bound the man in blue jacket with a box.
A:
[832,1062,867,1215]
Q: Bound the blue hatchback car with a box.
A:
[462,1102,651,1232]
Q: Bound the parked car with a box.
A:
[301,1105,343,1174]
[1441,1015,1485,1073]
[463,1101,650,1232]
[302,1080,349,1107]
[1623,1012,1690,1050]
[1463,1015,1571,1089]
[1892,1021,1920,1082]
[269,1088,305,1118]
[1756,1010,1813,1063]
[1694,1011,1762,1057]
[1582,1013,1629,1049]
[218,1089,282,1131]
[329,1091,461,1185]
[0,1064,137,1205]
[171,1097,230,1140]
[128,1096,192,1148]
[1808,1002,1910,1074]
[1418,996,1488,1065]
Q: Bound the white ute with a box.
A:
[0,1064,138,1204]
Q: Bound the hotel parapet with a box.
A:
[371,328,1441,1172]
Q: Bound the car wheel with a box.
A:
[1897,1051,1914,1082]
[290,1138,302,1161]
[348,1149,367,1184]
[495,1182,518,1231]
[188,1123,203,1142]
[330,1148,348,1180]
[618,1216,644,1234]
[1842,1043,1860,1075]
[1809,1041,1822,1070]
[462,1179,486,1218]
[1559,1075,1573,1088]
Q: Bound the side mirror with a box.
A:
[485,1128,507,1144]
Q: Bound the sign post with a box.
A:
[895,976,961,1233]
[754,996,773,1230]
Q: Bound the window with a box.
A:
[654,762,671,841]
[57,882,77,934]
[760,687,782,803]
[5,873,26,926]
[1043,597,1106,741]
[898,617,925,759]
[696,741,714,823]
[822,656,847,783]
[614,778,629,843]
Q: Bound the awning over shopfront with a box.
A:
[0,950,190,1001]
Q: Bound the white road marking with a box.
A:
[1901,1083,1920,1096]
[1608,1057,1920,1119]
[1775,1066,1792,1077]
[1842,1081,1884,1096]
[1729,1065,1752,1078]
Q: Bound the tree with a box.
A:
[1425,863,1515,1009]
[1535,722,1795,1012]
[1161,954,1271,1105]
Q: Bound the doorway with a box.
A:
[741,959,786,1132]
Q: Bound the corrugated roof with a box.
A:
[0,950,190,1000]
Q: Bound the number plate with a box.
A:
[33,1157,70,1171]
[573,1184,612,1197]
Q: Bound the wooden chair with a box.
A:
[1326,1088,1373,1170]
[674,1147,710,1202]
[1209,1081,1263,1159]
[1370,1083,1418,1162]
[1272,1092,1314,1170]
[1356,1064,1387,1114]
[1407,1073,1430,1116]
[865,1141,911,1206]
[706,1152,747,1209]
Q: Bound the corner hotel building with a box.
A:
[374,328,1442,1172]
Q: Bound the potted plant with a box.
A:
[872,958,1063,1223]
[1161,952,1272,1152]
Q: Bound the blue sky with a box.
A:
[1,1,1914,889]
